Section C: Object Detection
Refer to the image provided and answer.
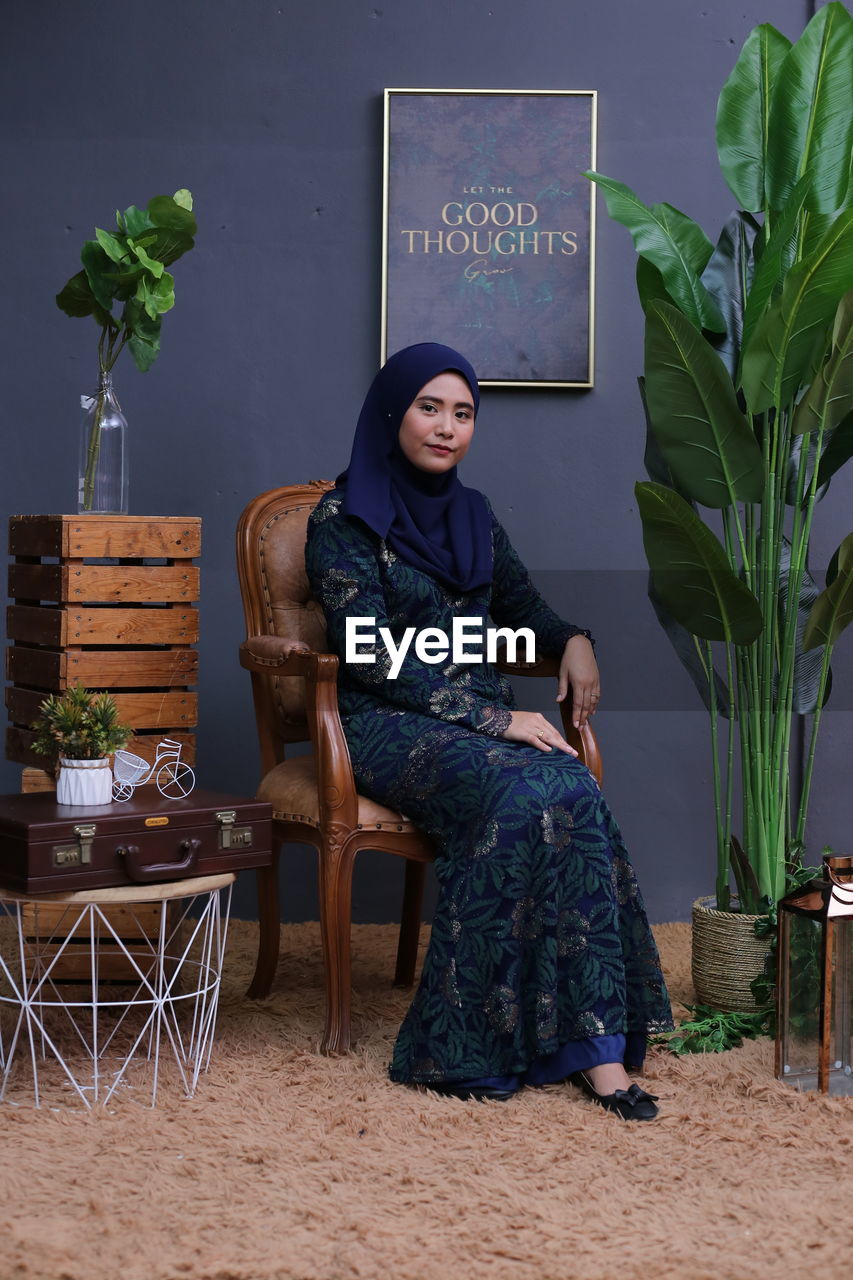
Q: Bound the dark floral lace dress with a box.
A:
[305,487,674,1085]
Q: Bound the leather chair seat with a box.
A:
[257,755,418,833]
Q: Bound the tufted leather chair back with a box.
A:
[236,481,334,744]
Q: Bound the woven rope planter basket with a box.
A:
[691,895,772,1012]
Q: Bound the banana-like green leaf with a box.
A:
[636,256,672,314]
[816,409,853,487]
[803,532,853,650]
[647,573,732,716]
[644,301,764,507]
[635,378,727,716]
[738,175,810,376]
[716,23,792,211]
[766,2,853,214]
[635,482,763,643]
[639,375,695,503]
[585,171,725,332]
[700,210,759,379]
[801,210,838,261]
[740,210,853,412]
[793,291,853,434]
[638,378,732,717]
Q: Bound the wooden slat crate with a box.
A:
[5,515,200,980]
[6,514,201,782]
[7,687,198,730]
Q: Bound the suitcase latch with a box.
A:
[215,809,253,850]
[52,822,97,868]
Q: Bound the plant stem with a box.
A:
[703,637,727,906]
[81,325,127,511]
[791,420,831,846]
[796,638,833,846]
[758,413,774,876]
[82,377,106,511]
[736,641,758,903]
[772,428,811,867]
[724,636,735,864]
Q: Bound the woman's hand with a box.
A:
[556,635,600,729]
[501,711,578,756]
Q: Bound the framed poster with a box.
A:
[382,89,597,388]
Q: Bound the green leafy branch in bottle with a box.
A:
[57,190,197,510]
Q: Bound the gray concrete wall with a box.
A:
[2,0,846,926]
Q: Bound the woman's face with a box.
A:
[397,371,475,473]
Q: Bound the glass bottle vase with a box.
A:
[78,372,129,513]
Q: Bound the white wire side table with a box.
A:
[0,873,234,1109]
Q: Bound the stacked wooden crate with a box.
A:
[5,515,200,980]
[6,514,200,790]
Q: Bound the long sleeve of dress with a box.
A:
[486,498,595,658]
[305,499,513,736]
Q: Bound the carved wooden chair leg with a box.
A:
[319,839,357,1055]
[247,846,282,999]
[394,859,426,988]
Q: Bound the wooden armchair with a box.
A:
[236,481,603,1054]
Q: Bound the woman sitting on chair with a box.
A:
[305,342,674,1120]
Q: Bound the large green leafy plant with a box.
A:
[56,189,197,508]
[587,3,853,915]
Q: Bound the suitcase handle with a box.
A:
[119,838,202,883]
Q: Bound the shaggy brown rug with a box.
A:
[2,918,850,1280]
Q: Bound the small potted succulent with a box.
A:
[31,687,133,806]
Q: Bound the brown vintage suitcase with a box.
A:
[0,788,273,894]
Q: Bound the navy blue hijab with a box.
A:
[336,343,493,593]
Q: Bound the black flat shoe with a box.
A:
[569,1070,660,1121]
[428,1083,517,1102]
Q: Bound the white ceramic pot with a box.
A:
[56,757,113,807]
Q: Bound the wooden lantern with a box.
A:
[775,854,853,1095]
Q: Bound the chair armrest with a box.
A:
[240,636,316,674]
[239,638,359,828]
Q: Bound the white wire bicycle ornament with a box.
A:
[112,737,196,802]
